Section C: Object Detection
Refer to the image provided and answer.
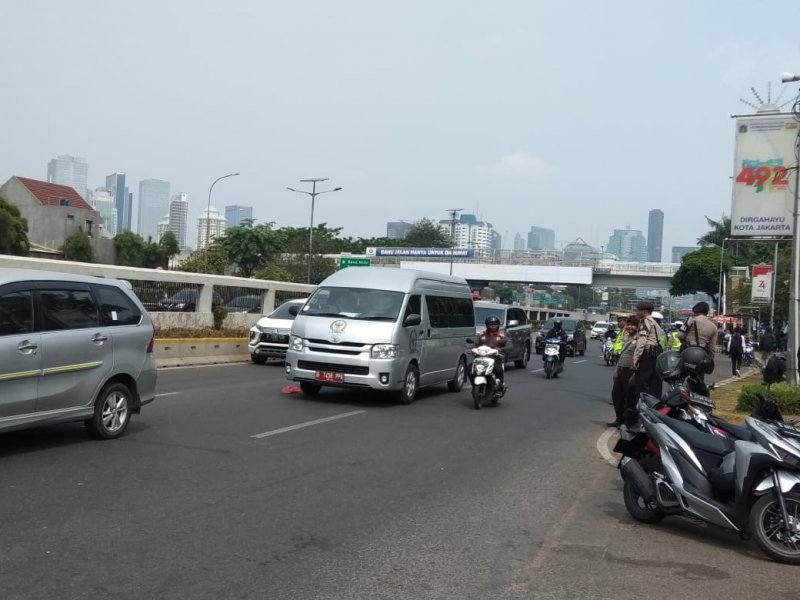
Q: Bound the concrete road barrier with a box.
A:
[155,338,250,368]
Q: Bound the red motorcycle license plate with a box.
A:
[315,371,344,383]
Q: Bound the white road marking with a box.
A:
[156,392,181,397]
[251,410,365,439]
[529,368,544,373]
[572,360,587,364]
[596,428,619,467]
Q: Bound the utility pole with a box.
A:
[446,208,462,276]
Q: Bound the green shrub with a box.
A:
[212,305,228,330]
[736,383,800,414]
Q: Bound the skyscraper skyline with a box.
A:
[138,179,171,241]
[527,226,555,251]
[386,221,413,239]
[47,155,88,200]
[225,204,253,228]
[89,188,118,237]
[169,192,189,249]
[106,173,132,233]
[607,227,647,262]
[197,205,226,249]
[647,209,664,262]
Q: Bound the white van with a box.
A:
[285,267,474,404]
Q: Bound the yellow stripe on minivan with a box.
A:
[42,362,103,376]
[0,370,41,382]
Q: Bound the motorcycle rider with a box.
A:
[604,323,617,342]
[477,315,507,390]
[544,319,568,369]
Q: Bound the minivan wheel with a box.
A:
[514,343,531,369]
[85,382,132,440]
[396,365,418,404]
[300,381,322,396]
[448,358,467,392]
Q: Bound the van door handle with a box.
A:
[91,333,109,344]
[17,340,38,354]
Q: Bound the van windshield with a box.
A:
[474,306,505,327]
[302,287,405,321]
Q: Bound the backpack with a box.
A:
[731,332,743,354]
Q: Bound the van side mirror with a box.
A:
[507,320,519,327]
[404,313,421,327]
[288,305,299,316]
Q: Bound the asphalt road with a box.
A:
[0,342,796,600]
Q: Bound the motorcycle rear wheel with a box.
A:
[623,457,665,524]
[749,491,800,564]
[472,384,484,410]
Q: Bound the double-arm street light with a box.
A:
[287,178,342,284]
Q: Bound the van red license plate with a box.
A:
[315,371,345,383]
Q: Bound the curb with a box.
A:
[596,428,619,468]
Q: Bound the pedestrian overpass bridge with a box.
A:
[398,261,678,289]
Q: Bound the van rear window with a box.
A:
[426,296,474,328]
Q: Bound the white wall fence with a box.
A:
[0,255,583,328]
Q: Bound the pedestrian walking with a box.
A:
[757,327,777,370]
[728,326,744,378]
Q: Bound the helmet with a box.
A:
[485,316,501,328]
[656,350,683,381]
[681,346,715,375]
[652,311,664,321]
[553,319,563,329]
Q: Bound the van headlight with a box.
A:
[290,336,304,351]
[249,329,258,342]
[371,344,398,359]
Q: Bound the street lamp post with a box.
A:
[717,237,732,316]
[206,173,240,250]
[445,208,463,276]
[287,179,343,284]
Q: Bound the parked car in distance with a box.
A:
[226,294,262,314]
[0,268,157,439]
[248,298,307,363]
[534,317,587,357]
[473,301,532,368]
[590,321,609,339]
[156,288,223,312]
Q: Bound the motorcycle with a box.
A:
[467,344,506,410]
[744,340,755,367]
[543,338,564,379]
[615,396,800,564]
[602,338,615,366]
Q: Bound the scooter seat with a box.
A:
[657,413,735,457]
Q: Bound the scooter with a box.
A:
[744,340,755,367]
[602,338,615,366]
[615,398,800,564]
[468,345,506,410]
[543,339,564,379]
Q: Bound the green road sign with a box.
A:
[339,257,371,268]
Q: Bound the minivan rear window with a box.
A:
[95,285,141,326]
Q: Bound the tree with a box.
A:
[403,218,450,248]
[142,239,167,269]
[0,194,29,256]
[698,215,731,247]
[669,246,731,300]
[159,230,180,263]
[63,229,93,262]
[218,223,286,278]
[255,264,293,282]
[114,231,146,267]
[178,244,228,275]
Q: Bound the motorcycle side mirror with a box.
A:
[404,313,421,327]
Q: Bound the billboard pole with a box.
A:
[769,240,779,328]
[790,145,800,382]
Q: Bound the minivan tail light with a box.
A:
[146,334,155,353]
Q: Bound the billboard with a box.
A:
[366,247,476,258]
[751,264,774,303]
[730,114,797,237]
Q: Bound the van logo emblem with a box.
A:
[330,334,341,343]
[330,320,347,333]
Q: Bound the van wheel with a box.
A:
[85,382,132,440]
[251,354,267,365]
[514,343,531,369]
[396,365,418,404]
[578,342,585,356]
[448,358,466,392]
[300,381,322,396]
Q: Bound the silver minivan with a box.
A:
[285,267,474,403]
[0,268,157,439]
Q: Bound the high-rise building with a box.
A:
[168,192,189,249]
[607,227,648,262]
[386,221,413,240]
[513,233,526,251]
[647,209,664,262]
[527,226,555,250]
[47,155,88,200]
[671,246,699,263]
[89,188,118,237]
[106,173,132,233]
[156,214,171,242]
[137,179,170,241]
[197,206,226,249]
[225,204,253,228]
[438,213,494,251]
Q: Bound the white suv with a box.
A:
[590,321,609,339]
[248,298,307,363]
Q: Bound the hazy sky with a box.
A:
[3,1,800,256]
